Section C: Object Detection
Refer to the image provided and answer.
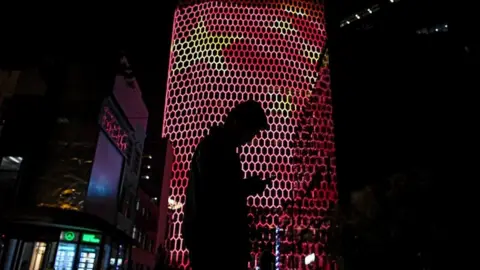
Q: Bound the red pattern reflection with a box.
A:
[289,51,337,269]
[162,1,336,269]
[101,106,128,153]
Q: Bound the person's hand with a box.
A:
[245,174,276,195]
[262,175,276,188]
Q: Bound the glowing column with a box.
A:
[162,1,335,269]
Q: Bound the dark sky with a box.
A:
[123,2,178,138]
[329,0,452,195]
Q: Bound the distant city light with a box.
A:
[7,156,22,163]
[168,197,183,210]
[305,253,315,265]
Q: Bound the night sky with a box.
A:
[329,0,451,195]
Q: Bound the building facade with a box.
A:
[162,1,336,269]
[0,54,148,270]
[130,124,175,270]
[131,187,158,270]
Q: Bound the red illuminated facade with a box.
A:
[101,106,129,153]
[289,51,337,269]
[162,1,336,269]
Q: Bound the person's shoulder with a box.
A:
[197,131,220,151]
[195,135,209,153]
[192,134,213,161]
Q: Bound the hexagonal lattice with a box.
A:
[162,1,336,269]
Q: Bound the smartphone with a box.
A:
[264,175,276,183]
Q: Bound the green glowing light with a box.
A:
[81,233,101,244]
[64,231,76,241]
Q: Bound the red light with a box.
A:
[162,1,336,269]
[101,106,128,152]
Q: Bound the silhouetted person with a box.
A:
[183,100,274,270]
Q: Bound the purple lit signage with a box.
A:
[85,131,124,224]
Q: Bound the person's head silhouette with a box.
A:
[223,100,269,146]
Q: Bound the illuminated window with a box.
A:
[29,242,47,270]
[132,226,137,239]
[0,156,22,171]
[148,239,153,253]
[142,236,147,250]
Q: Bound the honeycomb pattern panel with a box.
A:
[287,51,338,269]
[161,1,334,269]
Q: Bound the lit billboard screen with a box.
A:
[85,131,124,224]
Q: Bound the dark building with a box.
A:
[130,187,158,270]
[130,124,175,270]
[324,0,460,269]
[0,53,148,270]
[130,151,160,270]
[336,0,447,33]
[326,0,450,193]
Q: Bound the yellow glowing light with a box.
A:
[302,47,321,65]
[272,20,298,36]
[322,51,330,67]
[173,17,241,72]
[283,4,308,16]
[168,197,183,210]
